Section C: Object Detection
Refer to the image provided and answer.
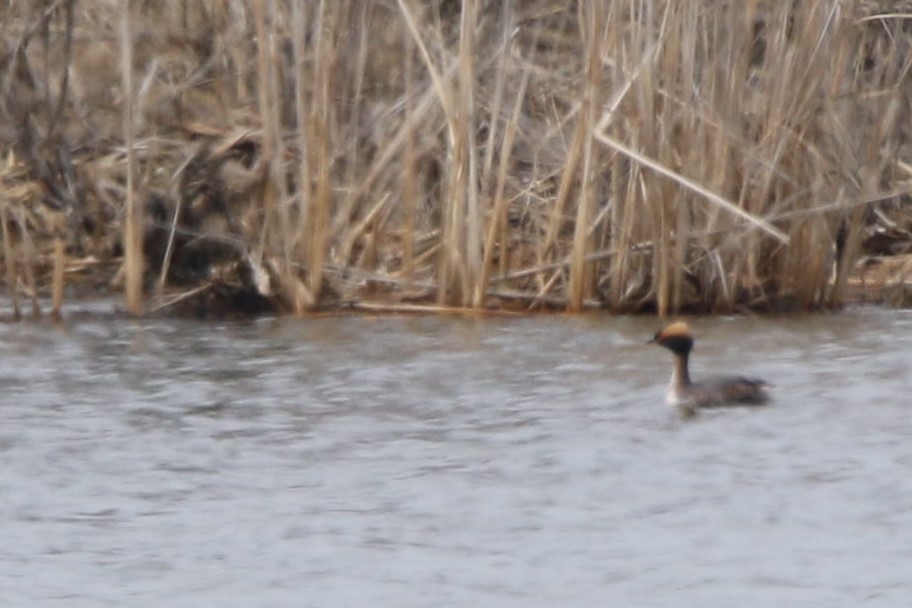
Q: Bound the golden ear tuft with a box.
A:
[659,321,692,339]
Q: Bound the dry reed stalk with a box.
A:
[567,1,604,312]
[147,281,215,315]
[120,0,143,315]
[440,30,470,303]
[155,150,196,300]
[401,27,417,288]
[291,0,313,309]
[458,0,481,305]
[348,301,520,316]
[252,0,280,284]
[307,0,332,306]
[0,203,20,319]
[540,108,584,268]
[51,237,64,319]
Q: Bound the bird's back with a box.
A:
[681,375,771,408]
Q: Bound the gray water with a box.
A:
[2,307,911,607]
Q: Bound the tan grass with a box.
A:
[2,0,911,315]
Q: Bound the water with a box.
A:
[2,308,911,606]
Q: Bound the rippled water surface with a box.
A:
[2,307,912,606]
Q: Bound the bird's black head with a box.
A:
[651,321,694,356]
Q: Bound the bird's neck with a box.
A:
[671,352,692,388]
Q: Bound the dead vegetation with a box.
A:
[2,0,912,317]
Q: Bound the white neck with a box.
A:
[666,354,691,405]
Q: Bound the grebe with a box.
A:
[650,321,770,411]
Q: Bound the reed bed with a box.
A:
[1,0,911,316]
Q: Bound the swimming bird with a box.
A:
[650,321,771,412]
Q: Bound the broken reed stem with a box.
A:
[120,0,143,315]
[593,130,790,245]
[156,148,196,301]
[156,183,183,301]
